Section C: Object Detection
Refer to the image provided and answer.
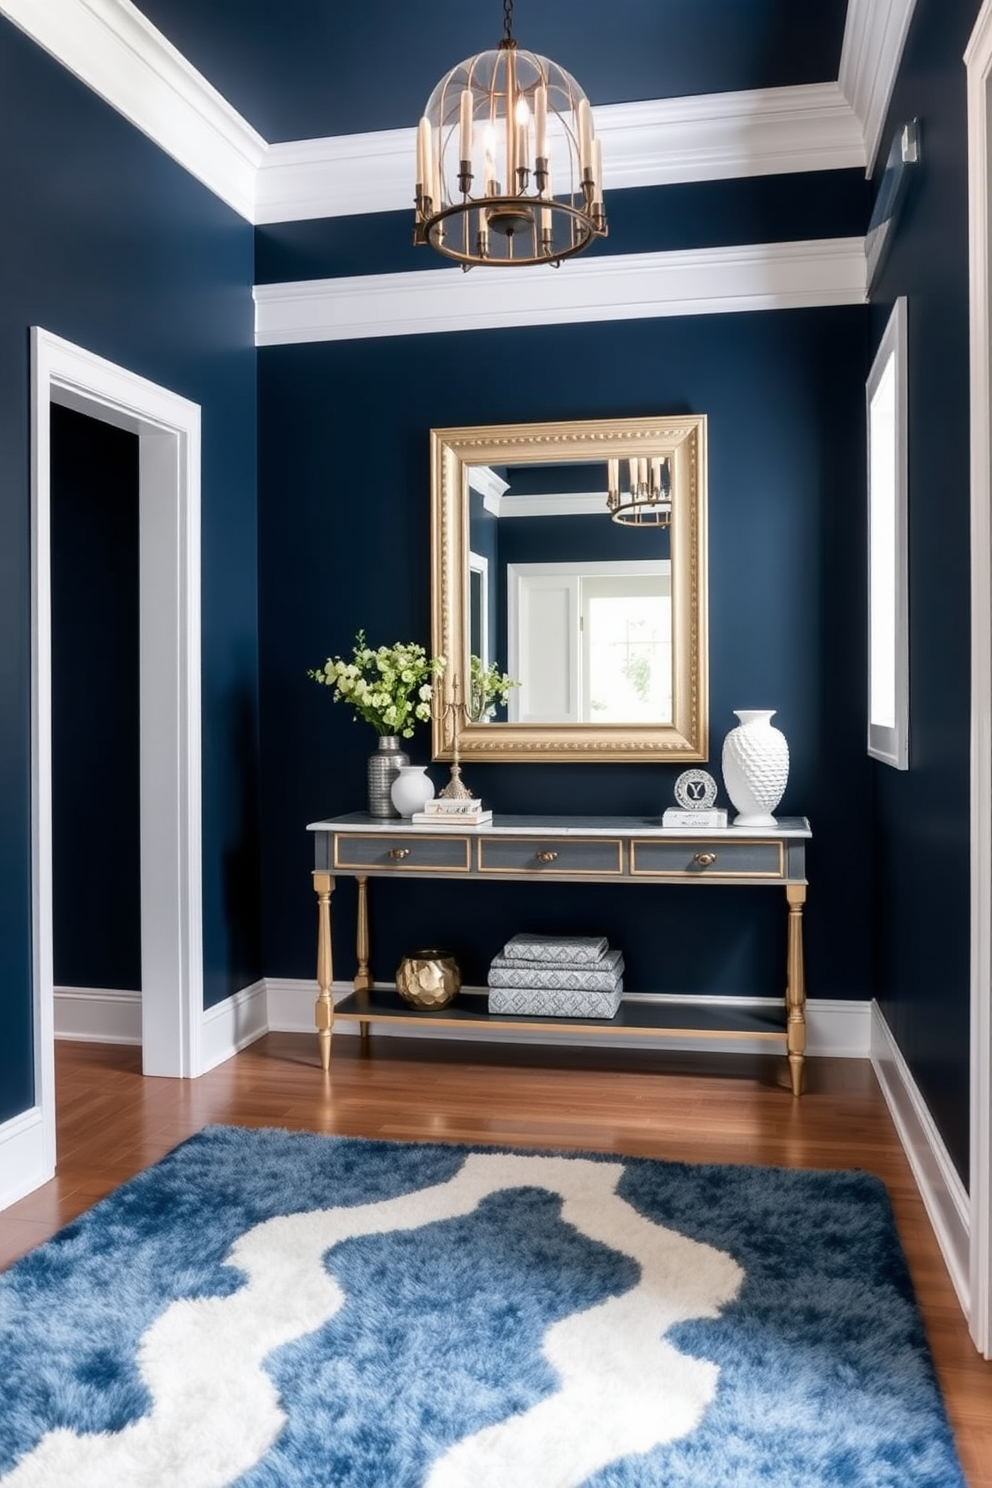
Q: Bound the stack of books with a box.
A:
[411,797,493,826]
[487,933,624,1019]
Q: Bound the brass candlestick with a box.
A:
[436,672,474,801]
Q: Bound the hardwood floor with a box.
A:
[2,1033,991,1485]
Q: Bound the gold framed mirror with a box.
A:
[430,414,708,763]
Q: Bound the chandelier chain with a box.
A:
[502,0,516,48]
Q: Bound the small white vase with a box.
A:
[721,710,789,827]
[390,764,435,818]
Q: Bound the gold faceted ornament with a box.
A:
[395,949,462,1009]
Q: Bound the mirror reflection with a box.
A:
[431,415,708,764]
[468,460,672,724]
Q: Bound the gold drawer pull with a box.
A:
[387,847,411,861]
[693,852,717,867]
[535,850,559,863]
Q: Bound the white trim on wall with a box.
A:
[870,1003,971,1318]
[0,2,883,226]
[254,237,867,346]
[0,1107,49,1211]
[200,980,268,1072]
[255,83,865,225]
[31,329,204,1205]
[0,0,264,221]
[839,0,921,175]
[965,0,992,1361]
[54,987,142,1045]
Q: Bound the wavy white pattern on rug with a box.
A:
[0,1153,743,1488]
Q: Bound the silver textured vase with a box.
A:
[721,709,789,827]
[367,735,409,818]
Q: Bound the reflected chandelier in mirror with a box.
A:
[431,415,708,763]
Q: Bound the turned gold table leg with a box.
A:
[786,882,807,1096]
[313,870,335,1072]
[355,873,372,1043]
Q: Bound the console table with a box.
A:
[307,813,811,1095]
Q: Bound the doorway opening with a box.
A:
[50,405,142,1027]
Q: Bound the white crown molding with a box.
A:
[254,237,866,345]
[839,0,920,176]
[870,1002,971,1319]
[0,4,869,226]
[255,83,865,225]
[496,493,611,519]
[0,0,265,221]
[468,465,510,504]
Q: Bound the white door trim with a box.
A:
[31,328,204,1175]
[965,0,992,1358]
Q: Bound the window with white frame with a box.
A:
[867,296,909,768]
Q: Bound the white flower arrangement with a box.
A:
[309,631,444,739]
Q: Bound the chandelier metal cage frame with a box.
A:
[414,0,607,269]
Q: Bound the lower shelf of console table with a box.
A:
[335,986,789,1043]
[307,812,811,1095]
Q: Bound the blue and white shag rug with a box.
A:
[0,1127,966,1488]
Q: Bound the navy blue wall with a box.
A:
[868,0,980,1181]
[50,406,141,990]
[258,307,871,1004]
[0,18,261,1122]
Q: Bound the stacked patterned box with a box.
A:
[487,933,624,1019]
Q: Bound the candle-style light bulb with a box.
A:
[416,117,431,192]
[534,82,548,163]
[592,136,603,204]
[459,88,474,163]
[577,98,593,175]
[515,95,531,176]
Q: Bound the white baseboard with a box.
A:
[0,1106,53,1210]
[54,986,142,1045]
[199,979,268,1073]
[263,980,871,1057]
[870,1002,971,1315]
[46,979,874,1061]
[52,980,270,1074]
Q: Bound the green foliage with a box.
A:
[309,630,444,739]
[469,655,520,722]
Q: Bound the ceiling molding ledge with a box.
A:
[255,83,866,226]
[0,0,265,221]
[839,0,920,175]
[254,238,867,346]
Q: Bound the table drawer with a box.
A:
[334,834,470,873]
[478,836,623,876]
[631,839,785,878]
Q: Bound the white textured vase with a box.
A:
[721,710,789,827]
[390,764,435,818]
